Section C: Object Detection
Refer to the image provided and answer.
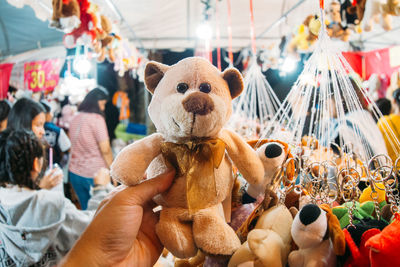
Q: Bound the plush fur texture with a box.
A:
[111,57,266,259]
[245,140,289,200]
[365,214,400,267]
[50,0,80,32]
[289,204,345,267]
[229,191,294,267]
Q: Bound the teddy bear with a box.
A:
[229,189,297,267]
[288,15,321,54]
[363,0,393,31]
[110,57,267,259]
[289,203,346,267]
[326,1,351,42]
[94,15,118,63]
[50,0,80,32]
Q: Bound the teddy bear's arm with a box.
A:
[110,133,164,186]
[219,129,265,185]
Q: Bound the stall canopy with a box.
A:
[1,0,400,58]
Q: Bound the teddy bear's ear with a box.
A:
[144,61,169,94]
[222,68,244,99]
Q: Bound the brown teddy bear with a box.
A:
[94,15,117,63]
[50,0,80,32]
[110,57,267,259]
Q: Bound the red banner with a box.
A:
[0,63,14,100]
[24,59,62,92]
[343,46,400,80]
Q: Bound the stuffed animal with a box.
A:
[50,0,80,32]
[94,15,118,63]
[242,139,294,204]
[365,213,400,267]
[229,189,296,267]
[289,203,346,267]
[63,0,100,48]
[342,219,388,267]
[110,57,267,258]
[288,15,321,54]
[382,0,400,16]
[326,1,351,42]
[363,0,392,31]
[332,201,376,229]
[340,0,367,26]
[359,183,386,205]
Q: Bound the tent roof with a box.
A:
[1,0,400,58]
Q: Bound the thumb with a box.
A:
[118,169,175,206]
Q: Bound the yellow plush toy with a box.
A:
[288,15,321,53]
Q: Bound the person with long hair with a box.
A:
[68,87,113,210]
[0,130,112,266]
[377,88,400,163]
[7,98,63,189]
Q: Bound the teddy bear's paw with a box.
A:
[193,211,241,256]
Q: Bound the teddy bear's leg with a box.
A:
[192,204,241,256]
[156,207,197,259]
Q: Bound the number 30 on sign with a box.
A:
[24,59,62,92]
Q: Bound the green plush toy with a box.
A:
[332,201,383,229]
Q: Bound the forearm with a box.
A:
[102,150,113,167]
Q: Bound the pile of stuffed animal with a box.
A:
[50,0,140,75]
[109,57,400,266]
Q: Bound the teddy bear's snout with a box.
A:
[182,92,215,115]
[299,204,321,226]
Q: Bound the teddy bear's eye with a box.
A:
[199,83,211,93]
[177,83,189,94]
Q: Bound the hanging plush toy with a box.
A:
[50,0,80,32]
[289,203,346,267]
[340,0,367,27]
[110,57,268,258]
[382,0,400,16]
[288,15,321,53]
[94,15,118,62]
[63,0,100,48]
[363,0,393,31]
[327,1,351,42]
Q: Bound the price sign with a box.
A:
[24,59,62,92]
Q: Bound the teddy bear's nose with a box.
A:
[299,204,321,225]
[182,92,215,115]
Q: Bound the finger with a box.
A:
[117,169,175,206]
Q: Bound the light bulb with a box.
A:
[73,57,91,75]
[196,22,212,40]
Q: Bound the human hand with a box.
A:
[94,168,111,186]
[39,167,63,189]
[60,169,175,267]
